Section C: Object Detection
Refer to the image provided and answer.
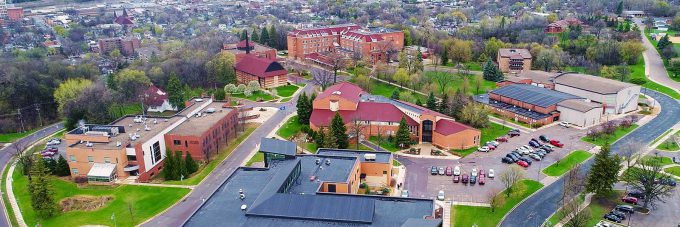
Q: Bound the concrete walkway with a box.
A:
[436,200,453,227]
[119,182,195,189]
[5,163,26,227]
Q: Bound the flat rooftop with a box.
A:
[316,149,392,164]
[169,101,234,136]
[68,116,182,150]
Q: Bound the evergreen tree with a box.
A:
[176,151,187,179]
[251,29,259,43]
[391,90,400,100]
[43,158,57,175]
[426,92,437,110]
[260,27,270,45]
[657,35,671,51]
[167,73,185,109]
[415,99,423,106]
[441,46,449,65]
[329,113,349,149]
[395,117,411,149]
[185,153,198,175]
[315,128,327,148]
[296,93,311,125]
[616,1,624,15]
[269,26,279,49]
[483,59,504,82]
[240,30,247,40]
[439,93,449,114]
[164,150,177,180]
[55,155,70,176]
[585,143,622,197]
[29,155,57,218]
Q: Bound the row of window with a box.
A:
[69,155,116,164]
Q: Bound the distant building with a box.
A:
[497,48,532,73]
[545,18,583,34]
[223,39,277,62]
[6,7,23,21]
[310,82,480,150]
[234,55,288,88]
[113,8,134,26]
[287,24,404,65]
[135,46,160,62]
[142,85,177,113]
[622,11,645,17]
[97,37,140,56]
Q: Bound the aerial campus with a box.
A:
[0,1,680,227]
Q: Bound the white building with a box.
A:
[553,73,640,115]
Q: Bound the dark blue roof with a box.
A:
[491,84,579,108]
[247,194,375,224]
[260,137,297,156]
[316,149,392,164]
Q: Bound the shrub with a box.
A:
[73,176,88,183]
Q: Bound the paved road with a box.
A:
[635,19,680,91]
[142,84,314,227]
[0,123,64,227]
[500,89,680,227]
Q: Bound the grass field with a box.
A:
[665,166,680,177]
[657,131,680,151]
[451,180,544,227]
[367,79,427,102]
[581,124,639,146]
[424,71,497,96]
[542,150,592,176]
[0,128,38,143]
[392,160,402,167]
[368,136,400,152]
[303,143,318,153]
[1,161,19,227]
[641,156,674,166]
[545,194,586,226]
[163,124,258,185]
[275,85,300,97]
[628,55,680,99]
[450,122,511,157]
[245,152,264,166]
[443,62,483,71]
[231,90,274,101]
[579,191,626,226]
[12,168,189,227]
[276,115,303,139]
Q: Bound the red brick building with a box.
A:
[545,18,583,34]
[234,55,288,88]
[6,8,24,21]
[98,37,140,56]
[223,39,277,62]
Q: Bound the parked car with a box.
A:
[496,137,508,142]
[511,150,522,157]
[603,213,622,223]
[559,121,571,128]
[471,167,478,177]
[508,131,520,137]
[445,166,453,176]
[539,135,550,142]
[453,175,460,183]
[550,140,564,148]
[479,169,485,177]
[529,153,542,161]
[518,157,532,165]
[627,191,645,199]
[454,166,461,176]
[488,169,495,178]
[673,157,680,164]
[615,205,635,214]
[505,154,519,163]
[487,145,496,150]
[438,167,445,175]
[478,146,490,152]
[595,221,613,227]
[470,175,477,184]
[521,145,534,153]
[529,141,541,148]
[534,151,547,157]
[487,141,500,147]
[609,210,626,220]
[501,157,514,164]
[541,145,554,152]
[659,178,677,186]
[437,190,445,201]
[516,147,530,155]
[462,174,469,184]
[46,138,61,146]
[478,175,485,185]
[621,196,638,205]
[517,160,529,167]
[431,166,438,175]
[401,190,409,198]
[544,144,556,149]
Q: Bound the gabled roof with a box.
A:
[234,55,287,78]
[142,85,168,106]
[434,119,478,136]
[310,102,419,127]
[317,82,366,104]
[113,16,133,25]
[342,31,384,42]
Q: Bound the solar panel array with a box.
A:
[489,101,553,120]
[490,84,579,107]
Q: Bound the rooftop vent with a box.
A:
[364,153,376,161]
[315,159,321,165]
[153,119,158,124]
[116,141,122,147]
[310,176,316,181]
[239,189,245,200]
[144,125,151,131]
[325,159,331,165]
[85,141,93,147]
[332,91,342,95]
[205,108,216,113]
[240,204,247,211]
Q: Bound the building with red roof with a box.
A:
[234,55,288,88]
[545,18,583,34]
[142,85,177,113]
[311,82,480,150]
[6,8,24,21]
[223,39,277,62]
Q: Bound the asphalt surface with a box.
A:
[500,89,680,227]
[142,84,314,227]
[0,122,64,227]
[635,19,680,91]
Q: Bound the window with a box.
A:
[69,155,76,162]
[173,140,181,145]
[104,157,111,164]
[87,156,93,163]
[383,171,388,175]
[127,155,137,161]
[72,168,78,175]
[151,141,162,164]
[185,140,188,147]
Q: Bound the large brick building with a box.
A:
[6,7,23,21]
[310,82,480,150]
[64,98,239,183]
[287,24,404,65]
[98,36,140,56]
[234,55,288,88]
[497,48,532,73]
[223,39,277,62]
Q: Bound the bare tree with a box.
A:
[311,68,335,90]
[327,51,347,84]
[11,139,34,179]
[348,116,369,150]
[558,165,590,227]
[487,187,504,213]
[620,141,643,169]
[499,165,524,197]
[621,157,675,209]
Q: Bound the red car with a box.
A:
[550,140,564,148]
[621,196,638,205]
[478,175,486,185]
[517,160,529,167]
[496,137,508,142]
[453,175,460,183]
[462,174,469,184]
[487,145,496,150]
[479,169,485,177]
[445,166,453,176]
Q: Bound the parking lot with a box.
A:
[396,124,596,202]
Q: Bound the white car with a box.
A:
[488,169,495,178]
[477,146,490,152]
[437,190,445,201]
[486,141,500,147]
[595,221,613,227]
[559,121,571,128]
[521,145,534,153]
[46,138,61,146]
[401,190,409,198]
[453,166,461,176]
[516,147,530,155]
[471,167,478,177]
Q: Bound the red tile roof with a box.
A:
[317,82,366,104]
[310,102,418,127]
[142,85,168,106]
[114,16,134,25]
[288,24,361,37]
[434,119,477,136]
[234,55,287,78]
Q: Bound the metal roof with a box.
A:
[490,84,579,108]
[247,194,375,224]
[87,163,116,177]
[260,138,297,156]
[316,149,391,163]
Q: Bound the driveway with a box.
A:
[635,19,680,91]
[396,125,594,202]
[500,89,680,227]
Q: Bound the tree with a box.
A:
[393,68,409,87]
[114,69,151,100]
[459,103,489,128]
[54,78,94,112]
[439,93,449,114]
[395,117,411,149]
[671,15,680,31]
[483,59,504,82]
[260,26,270,46]
[474,74,483,95]
[448,39,473,66]
[251,29,259,43]
[484,37,506,59]
[329,113,349,149]
[348,117,368,149]
[558,165,590,227]
[269,26,279,49]
[616,1,624,15]
[585,143,621,197]
[205,52,236,87]
[184,152,198,175]
[311,68,334,89]
[403,29,413,46]
[622,157,675,208]
[43,158,57,175]
[657,35,672,51]
[487,188,503,213]
[240,30,247,40]
[661,45,678,61]
[355,74,372,92]
[547,13,558,23]
[164,150,178,180]
[328,51,346,84]
[620,41,645,65]
[29,154,57,218]
[449,89,469,119]
[499,165,524,196]
[296,93,311,125]
[535,48,562,71]
[167,73,185,109]
[669,58,680,78]
[426,92,437,110]
[429,71,452,93]
[55,155,70,176]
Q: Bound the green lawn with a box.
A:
[163,125,258,185]
[367,79,427,102]
[2,160,19,227]
[450,122,512,157]
[276,115,303,139]
[109,103,144,118]
[581,124,639,146]
[392,159,402,167]
[231,90,274,101]
[275,85,300,97]
[657,131,680,151]
[641,156,674,166]
[451,180,544,227]
[443,62,483,71]
[245,152,264,167]
[424,71,496,96]
[303,143,318,153]
[12,168,189,227]
[580,191,626,226]
[0,128,38,143]
[542,150,592,176]
[368,136,400,152]
[664,166,680,177]
[545,194,586,226]
[348,143,374,151]
[280,97,292,103]
[491,113,533,128]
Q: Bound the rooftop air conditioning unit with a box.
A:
[116,141,122,147]
[144,125,151,131]
[195,98,204,102]
[315,159,321,165]
[364,153,376,161]
[240,204,247,211]
[325,159,331,165]
[85,142,93,147]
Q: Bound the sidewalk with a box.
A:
[435,200,452,227]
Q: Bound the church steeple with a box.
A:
[123,8,128,17]
[114,11,117,18]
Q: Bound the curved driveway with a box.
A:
[636,19,680,91]
[500,89,680,227]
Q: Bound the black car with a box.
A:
[430,166,439,175]
[540,145,554,152]
[531,138,540,143]
[609,210,626,220]
[518,157,533,165]
[508,131,520,137]
[615,205,635,214]
[506,154,519,162]
[673,157,680,164]
[510,152,522,159]
[660,178,677,186]
[603,213,622,223]
[628,191,646,199]
[511,150,522,157]
[470,175,477,184]
[501,157,514,164]
[539,135,550,142]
